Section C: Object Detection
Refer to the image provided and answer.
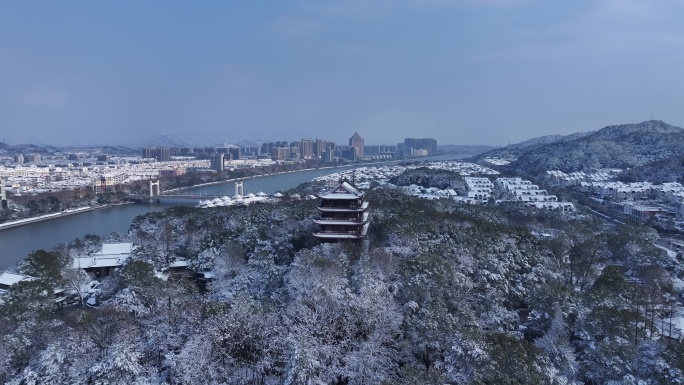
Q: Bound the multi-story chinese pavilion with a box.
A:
[314,181,369,242]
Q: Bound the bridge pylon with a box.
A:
[1,177,7,209]
[149,179,161,197]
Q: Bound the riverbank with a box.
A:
[0,165,353,231]
[0,202,133,231]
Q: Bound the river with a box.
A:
[0,165,357,270]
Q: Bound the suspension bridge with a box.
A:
[127,180,250,203]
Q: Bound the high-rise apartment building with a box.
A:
[364,145,397,156]
[210,153,224,173]
[26,153,41,163]
[142,147,171,161]
[349,132,364,158]
[271,147,289,161]
[289,146,300,160]
[314,140,336,157]
[403,138,437,156]
[321,150,333,162]
[314,139,325,158]
[228,148,241,161]
[300,138,314,159]
[338,146,357,161]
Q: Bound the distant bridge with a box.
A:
[128,180,249,203]
[128,192,228,203]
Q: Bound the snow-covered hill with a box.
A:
[477,120,684,179]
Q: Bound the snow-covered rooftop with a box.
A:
[0,271,33,288]
[99,243,134,255]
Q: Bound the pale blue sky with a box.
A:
[1,1,683,146]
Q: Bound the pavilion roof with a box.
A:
[318,181,364,200]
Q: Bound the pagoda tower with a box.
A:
[314,181,369,242]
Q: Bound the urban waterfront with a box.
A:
[0,166,356,270]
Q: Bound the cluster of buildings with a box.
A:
[144,134,439,175]
[1,164,97,195]
[495,177,575,212]
[312,161,499,188]
[546,169,620,186]
[451,176,575,211]
[462,177,494,203]
[546,169,684,225]
[0,132,440,198]
[577,180,684,224]
[483,157,512,166]
[210,134,438,172]
[0,159,197,196]
[580,181,654,201]
[311,162,576,214]
[401,185,458,200]
[13,154,42,164]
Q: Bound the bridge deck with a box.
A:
[128,194,221,201]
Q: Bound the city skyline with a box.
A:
[1,1,684,146]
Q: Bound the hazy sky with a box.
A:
[1,1,683,146]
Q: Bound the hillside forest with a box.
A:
[1,173,683,384]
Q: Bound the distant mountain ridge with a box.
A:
[0,142,58,155]
[473,131,591,160]
[130,134,194,148]
[505,132,594,150]
[438,144,496,158]
[127,134,267,149]
[476,120,684,181]
[505,134,565,150]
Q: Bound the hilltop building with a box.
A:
[73,242,135,278]
[314,181,369,242]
